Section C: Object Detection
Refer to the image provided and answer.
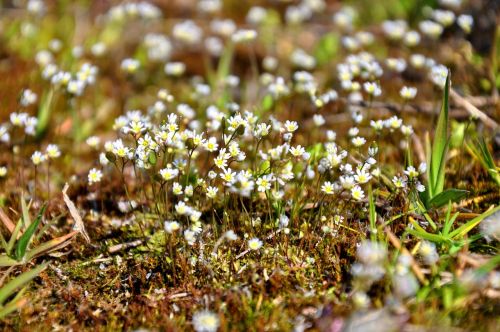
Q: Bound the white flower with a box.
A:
[350,185,365,201]
[363,82,381,96]
[225,230,238,241]
[175,201,190,215]
[220,168,236,185]
[321,181,335,195]
[206,186,218,199]
[184,229,196,245]
[404,166,419,178]
[160,167,179,181]
[46,144,61,159]
[192,310,220,332]
[457,14,473,34]
[88,168,103,184]
[231,29,257,43]
[172,182,183,195]
[289,145,305,157]
[401,125,413,136]
[173,20,203,44]
[248,238,263,250]
[204,137,219,152]
[31,151,46,165]
[164,220,180,234]
[419,241,439,265]
[0,166,7,177]
[86,136,101,148]
[284,120,298,132]
[418,162,427,174]
[400,86,417,100]
[313,114,326,126]
[351,136,366,147]
[20,89,37,106]
[256,175,272,192]
[392,176,407,188]
[121,58,140,73]
[354,168,372,184]
[385,116,402,129]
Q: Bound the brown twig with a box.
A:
[385,227,427,285]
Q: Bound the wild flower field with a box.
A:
[0,0,499,331]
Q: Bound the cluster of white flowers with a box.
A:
[106,2,162,22]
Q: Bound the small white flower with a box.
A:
[86,136,101,148]
[404,166,419,178]
[256,175,272,192]
[20,89,37,106]
[46,144,61,159]
[31,151,46,166]
[206,186,218,199]
[400,86,417,100]
[289,145,305,157]
[350,185,365,201]
[351,136,366,147]
[160,167,179,181]
[175,201,190,215]
[321,181,335,195]
[363,82,381,96]
[192,310,220,332]
[164,220,180,234]
[0,166,7,177]
[88,168,103,184]
[392,176,407,188]
[284,120,298,133]
[248,238,263,250]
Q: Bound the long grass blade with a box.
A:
[15,204,47,261]
[429,71,450,197]
[0,262,48,305]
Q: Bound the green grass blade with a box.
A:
[0,291,28,319]
[369,187,377,240]
[14,204,47,261]
[6,218,23,256]
[408,217,444,243]
[21,196,31,229]
[0,262,48,305]
[406,228,444,243]
[430,71,450,197]
[449,205,500,239]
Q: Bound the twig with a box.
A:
[385,227,427,284]
[108,239,144,253]
[450,89,499,130]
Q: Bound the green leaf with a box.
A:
[314,33,339,66]
[429,71,450,198]
[0,262,48,305]
[148,151,157,166]
[105,151,116,163]
[35,89,54,139]
[428,189,468,208]
[261,94,274,112]
[14,204,47,261]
